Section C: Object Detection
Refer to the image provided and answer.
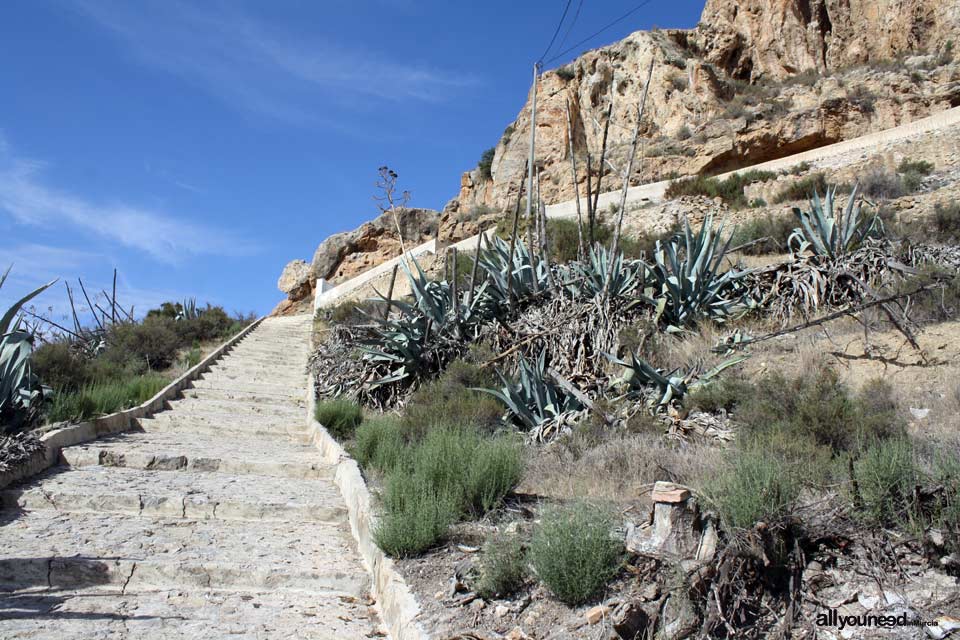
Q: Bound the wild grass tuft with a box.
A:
[46,373,169,423]
[709,446,800,529]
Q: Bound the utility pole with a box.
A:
[526,62,540,232]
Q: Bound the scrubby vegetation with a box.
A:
[311,162,960,634]
[314,398,363,439]
[529,502,623,605]
[3,280,253,432]
[664,170,777,207]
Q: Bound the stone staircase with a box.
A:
[0,315,381,639]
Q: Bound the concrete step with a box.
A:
[199,372,307,390]
[164,397,305,418]
[60,431,330,479]
[0,511,370,595]
[137,416,311,443]
[187,378,305,399]
[179,386,306,408]
[1,465,346,523]
[0,588,378,639]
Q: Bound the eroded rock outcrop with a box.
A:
[444,0,960,239]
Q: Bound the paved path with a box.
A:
[0,315,380,639]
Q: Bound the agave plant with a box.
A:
[479,351,582,430]
[477,236,550,307]
[1,267,57,431]
[788,184,881,258]
[564,244,646,300]
[607,351,746,408]
[359,255,496,388]
[176,297,200,321]
[636,215,753,331]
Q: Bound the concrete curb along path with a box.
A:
[307,374,431,640]
[0,315,381,639]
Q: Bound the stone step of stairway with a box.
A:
[179,386,306,408]
[0,588,378,639]
[137,415,311,443]
[0,511,369,595]
[164,396,305,418]
[60,431,330,479]
[1,465,346,523]
[187,378,305,398]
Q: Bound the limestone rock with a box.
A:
[626,482,718,562]
[310,207,439,283]
[448,0,960,217]
[277,259,312,300]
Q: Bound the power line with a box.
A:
[544,0,657,65]
[537,0,574,64]
[554,0,586,55]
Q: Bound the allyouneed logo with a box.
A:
[815,609,939,631]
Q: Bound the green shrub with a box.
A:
[478,147,496,180]
[851,437,919,527]
[933,202,960,240]
[731,213,796,254]
[404,361,502,437]
[931,453,960,553]
[897,159,934,176]
[686,377,753,414]
[462,435,524,515]
[350,416,406,472]
[545,218,663,263]
[860,166,905,200]
[772,173,828,203]
[315,397,363,440]
[46,373,169,423]
[710,447,800,528]
[474,534,526,599]
[366,425,524,557]
[103,317,180,371]
[31,342,90,392]
[664,170,777,208]
[530,502,622,605]
[373,474,460,557]
[734,368,903,455]
[322,299,388,327]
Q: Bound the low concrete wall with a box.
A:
[0,317,265,490]
[305,376,430,640]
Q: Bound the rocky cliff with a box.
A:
[446,0,960,229]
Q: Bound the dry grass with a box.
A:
[520,431,724,503]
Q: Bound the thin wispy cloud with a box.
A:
[69,0,479,125]
[0,136,253,262]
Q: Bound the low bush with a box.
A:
[350,416,406,472]
[933,202,960,240]
[45,373,169,423]
[771,173,828,204]
[403,360,502,437]
[546,218,669,263]
[731,213,796,254]
[315,397,363,440]
[529,501,623,605]
[368,425,524,557]
[321,299,388,327]
[860,166,905,200]
[697,367,903,459]
[373,474,461,557]
[665,170,777,208]
[31,342,90,392]
[103,317,180,371]
[710,447,800,529]
[474,534,527,599]
[851,437,919,527]
[897,159,934,176]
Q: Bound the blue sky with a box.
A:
[1,0,703,322]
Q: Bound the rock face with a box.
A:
[310,207,438,284]
[277,260,312,301]
[445,0,960,235]
[694,0,960,81]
